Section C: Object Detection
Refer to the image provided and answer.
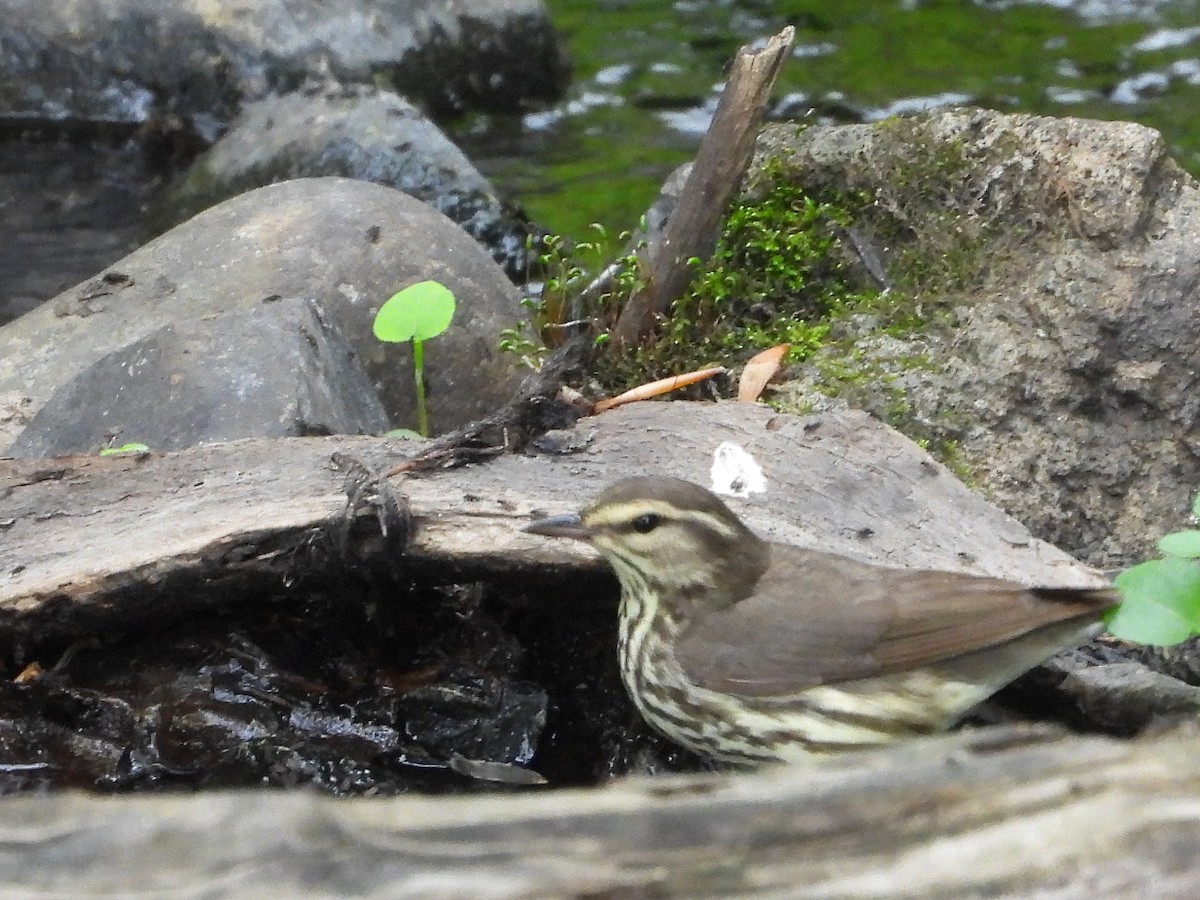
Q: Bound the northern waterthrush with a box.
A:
[524,476,1118,766]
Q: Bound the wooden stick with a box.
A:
[592,366,726,413]
[611,27,795,346]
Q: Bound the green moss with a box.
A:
[935,439,980,489]
[728,118,1024,474]
[564,115,1018,486]
[799,344,921,427]
[592,159,880,390]
[857,119,993,294]
[583,124,997,402]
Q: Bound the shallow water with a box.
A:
[455,0,1200,238]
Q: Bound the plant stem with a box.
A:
[412,338,429,437]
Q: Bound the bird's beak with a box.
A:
[523,513,594,541]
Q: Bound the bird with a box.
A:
[523,475,1118,766]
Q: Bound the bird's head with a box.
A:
[524,476,769,609]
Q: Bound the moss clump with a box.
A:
[593,161,880,392]
[747,115,1055,477]
[592,115,1018,397]
[852,114,1045,296]
[930,439,979,489]
[535,114,1029,487]
[859,119,986,294]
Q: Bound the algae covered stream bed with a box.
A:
[455,0,1200,239]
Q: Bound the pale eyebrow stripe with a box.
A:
[586,500,742,540]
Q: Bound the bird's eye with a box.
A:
[632,513,662,534]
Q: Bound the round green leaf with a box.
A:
[1105,598,1193,646]
[1159,530,1200,559]
[372,280,457,343]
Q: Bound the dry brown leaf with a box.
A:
[13,661,43,684]
[737,344,789,402]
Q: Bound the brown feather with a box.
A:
[675,543,1117,697]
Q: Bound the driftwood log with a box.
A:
[0,726,1197,897]
[3,400,1189,896]
[0,401,1109,640]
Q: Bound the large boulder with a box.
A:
[149,87,537,279]
[8,298,391,456]
[753,109,1200,567]
[0,177,528,452]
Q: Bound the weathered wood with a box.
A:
[0,401,1178,897]
[612,27,796,345]
[0,402,1109,640]
[0,727,1197,897]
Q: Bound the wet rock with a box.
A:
[9,297,389,456]
[1057,660,1200,736]
[1140,637,1200,685]
[0,2,567,324]
[0,177,529,452]
[0,0,567,133]
[759,109,1200,567]
[0,584,549,795]
[151,87,538,279]
[403,671,546,767]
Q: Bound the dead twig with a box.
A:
[593,367,727,413]
[611,27,796,346]
[384,335,591,476]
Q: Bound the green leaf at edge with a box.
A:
[1104,599,1193,646]
[1159,530,1200,559]
[1108,557,1200,645]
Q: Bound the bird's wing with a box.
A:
[674,544,1116,697]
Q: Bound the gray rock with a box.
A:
[151,87,536,278]
[9,297,389,456]
[0,177,528,452]
[756,109,1200,567]
[1057,660,1200,735]
[0,0,567,129]
[0,1,566,327]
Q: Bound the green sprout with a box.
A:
[373,280,456,438]
[500,226,644,371]
[99,443,151,457]
[1106,491,1200,645]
